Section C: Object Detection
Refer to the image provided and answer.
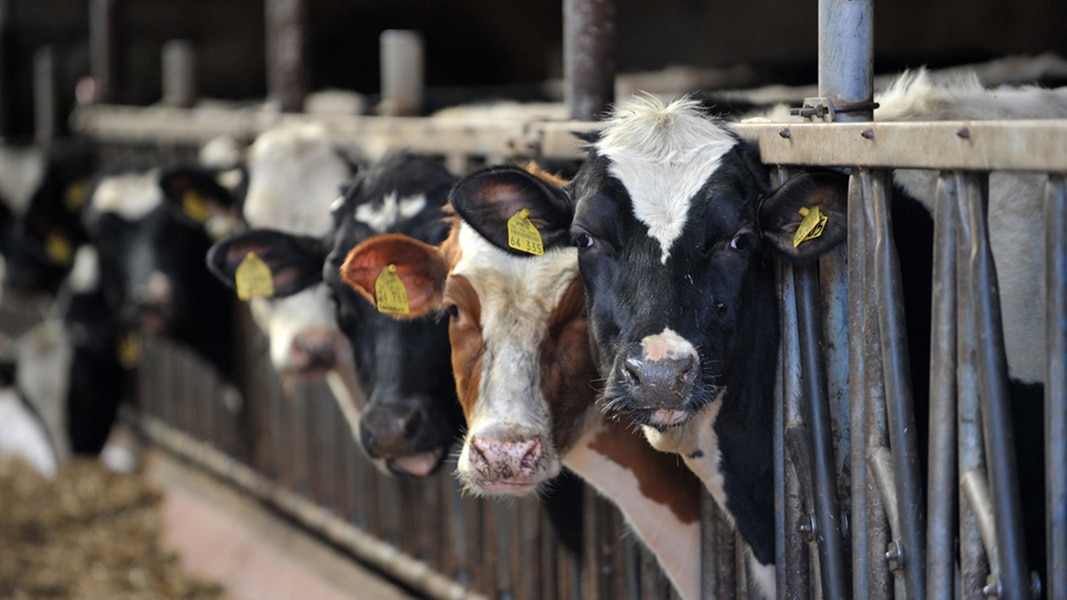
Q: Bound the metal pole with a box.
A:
[264,0,308,113]
[818,0,874,122]
[1046,173,1067,600]
[161,40,197,108]
[88,0,120,104]
[0,0,10,136]
[379,30,423,117]
[33,46,57,145]
[870,170,926,600]
[926,173,959,599]
[563,0,614,121]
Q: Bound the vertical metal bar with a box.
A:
[33,46,57,145]
[563,0,614,121]
[956,171,990,598]
[88,0,120,104]
[926,173,959,599]
[847,170,873,599]
[1046,173,1067,600]
[264,0,308,113]
[161,39,197,108]
[958,171,1029,599]
[0,0,9,136]
[870,169,926,600]
[795,263,849,599]
[857,170,892,600]
[817,0,873,122]
[379,30,423,117]
[702,488,737,598]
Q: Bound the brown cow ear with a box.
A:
[339,233,448,319]
[758,171,848,263]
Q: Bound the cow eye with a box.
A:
[730,232,752,251]
[571,231,594,249]
[445,304,460,319]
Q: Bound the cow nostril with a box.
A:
[402,408,423,439]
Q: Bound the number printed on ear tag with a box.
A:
[507,208,544,256]
[375,264,410,315]
[235,251,275,300]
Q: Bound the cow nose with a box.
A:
[133,273,173,311]
[359,402,427,458]
[620,342,699,408]
[288,331,341,373]
[468,434,544,480]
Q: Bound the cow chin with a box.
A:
[455,443,562,498]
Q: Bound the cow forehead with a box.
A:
[89,170,163,221]
[595,97,738,264]
[354,191,428,233]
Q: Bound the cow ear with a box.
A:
[338,233,448,320]
[758,171,848,262]
[206,229,327,299]
[159,167,241,233]
[450,165,573,256]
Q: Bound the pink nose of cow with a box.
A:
[468,434,545,483]
[289,331,342,374]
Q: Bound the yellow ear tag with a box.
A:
[793,206,828,248]
[64,180,89,212]
[45,233,73,265]
[507,208,544,256]
[183,190,211,223]
[374,264,410,315]
[118,333,141,369]
[235,252,275,300]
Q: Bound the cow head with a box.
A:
[341,164,598,497]
[206,152,462,477]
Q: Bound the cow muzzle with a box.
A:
[610,334,701,428]
[358,394,452,477]
[458,425,558,496]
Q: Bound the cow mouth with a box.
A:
[386,446,447,477]
[471,478,544,496]
[626,407,697,431]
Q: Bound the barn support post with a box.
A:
[926,173,959,599]
[161,39,197,108]
[817,0,873,121]
[1046,173,1067,600]
[563,0,614,121]
[264,0,308,113]
[33,46,58,145]
[88,0,121,104]
[0,0,10,137]
[379,30,423,117]
[957,172,1030,599]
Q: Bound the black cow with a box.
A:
[207,152,463,476]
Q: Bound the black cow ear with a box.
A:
[206,229,327,299]
[449,164,574,257]
[759,171,848,263]
[159,167,240,225]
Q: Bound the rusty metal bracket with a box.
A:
[790,97,881,122]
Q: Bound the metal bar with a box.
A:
[33,46,57,145]
[869,169,926,600]
[264,0,308,113]
[161,40,197,108]
[958,171,1029,599]
[379,30,423,117]
[563,0,614,121]
[847,169,873,599]
[818,0,874,122]
[926,173,959,599]
[1046,173,1067,600]
[88,0,120,104]
[956,170,991,597]
[794,263,849,599]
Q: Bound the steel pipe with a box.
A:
[1046,173,1067,599]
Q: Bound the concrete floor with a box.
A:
[144,449,418,600]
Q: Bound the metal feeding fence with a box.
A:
[60,0,1067,598]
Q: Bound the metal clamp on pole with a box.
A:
[790,97,881,122]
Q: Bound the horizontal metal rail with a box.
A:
[72,105,1067,171]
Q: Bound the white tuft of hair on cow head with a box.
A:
[596,95,738,264]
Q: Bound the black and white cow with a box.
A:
[207,152,463,476]
[0,140,98,296]
[556,71,1065,596]
[0,244,133,478]
[83,166,243,385]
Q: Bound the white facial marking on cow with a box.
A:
[14,321,74,462]
[452,222,579,485]
[67,246,101,295]
[0,389,59,478]
[596,96,737,264]
[354,192,428,234]
[242,123,349,235]
[89,170,164,221]
[0,146,46,215]
[641,327,696,361]
[249,283,347,372]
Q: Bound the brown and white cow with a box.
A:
[339,164,703,599]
